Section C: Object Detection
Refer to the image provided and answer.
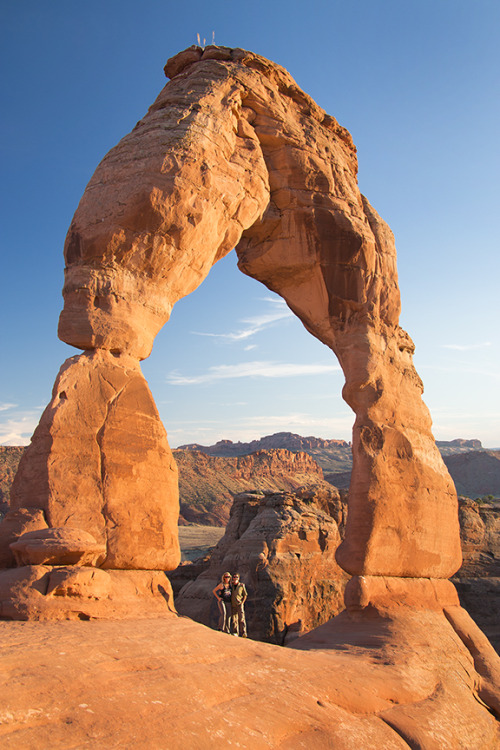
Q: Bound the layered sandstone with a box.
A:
[10,350,179,571]
[452,496,500,653]
[175,448,327,524]
[174,488,349,644]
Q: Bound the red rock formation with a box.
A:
[175,448,327,524]
[59,45,459,578]
[452,496,500,653]
[174,489,348,644]
[10,350,180,571]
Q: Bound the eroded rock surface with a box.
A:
[2,45,462,593]
[9,349,180,571]
[174,489,349,644]
[53,44,460,578]
[453,496,500,653]
[1,605,499,748]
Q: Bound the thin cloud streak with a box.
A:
[0,403,18,412]
[167,361,341,385]
[443,342,492,351]
[192,298,293,342]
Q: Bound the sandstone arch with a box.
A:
[5,45,461,602]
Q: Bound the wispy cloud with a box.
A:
[442,342,492,351]
[192,297,293,342]
[419,363,500,380]
[0,408,43,446]
[0,403,18,412]
[167,361,341,385]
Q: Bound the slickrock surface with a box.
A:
[175,448,328,525]
[1,607,499,749]
[174,488,349,644]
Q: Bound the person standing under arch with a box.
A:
[213,572,232,633]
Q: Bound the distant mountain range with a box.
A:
[178,432,499,500]
[179,431,486,469]
[179,432,353,473]
[1,434,498,524]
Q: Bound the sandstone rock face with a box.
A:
[57,45,459,578]
[10,349,179,571]
[0,508,48,568]
[0,566,176,621]
[452,496,500,653]
[175,489,349,644]
[0,446,25,515]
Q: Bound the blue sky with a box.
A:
[1,0,499,448]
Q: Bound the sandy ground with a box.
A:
[178,525,225,562]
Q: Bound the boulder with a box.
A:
[9,527,106,567]
[0,565,176,621]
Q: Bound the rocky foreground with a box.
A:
[2,600,499,748]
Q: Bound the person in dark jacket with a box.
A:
[212,572,232,633]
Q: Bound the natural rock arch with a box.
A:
[5,46,461,614]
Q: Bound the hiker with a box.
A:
[231,573,248,637]
[212,572,232,633]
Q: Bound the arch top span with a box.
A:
[8,47,461,595]
[58,44,400,361]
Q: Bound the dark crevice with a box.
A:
[378,716,414,749]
